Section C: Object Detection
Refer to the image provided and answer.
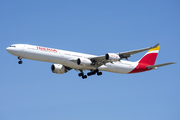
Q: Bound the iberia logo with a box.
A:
[36,46,57,52]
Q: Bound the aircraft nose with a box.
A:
[6,47,10,51]
[6,47,13,53]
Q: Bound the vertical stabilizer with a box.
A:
[129,46,160,73]
[138,46,160,65]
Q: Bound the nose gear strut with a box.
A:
[18,57,23,64]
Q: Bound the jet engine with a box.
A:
[77,58,92,66]
[51,64,68,74]
[105,53,120,62]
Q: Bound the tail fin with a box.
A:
[129,45,175,73]
[138,46,160,65]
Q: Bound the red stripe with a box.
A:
[129,63,151,73]
[129,53,158,73]
[139,53,158,65]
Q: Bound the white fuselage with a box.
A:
[6,44,138,74]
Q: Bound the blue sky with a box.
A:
[1,0,180,120]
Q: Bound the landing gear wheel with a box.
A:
[18,61,23,64]
[97,72,102,76]
[18,57,23,64]
[87,72,92,76]
[82,75,87,79]
[92,71,96,75]
[90,71,96,75]
[78,73,84,77]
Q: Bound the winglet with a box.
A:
[147,45,160,53]
[152,43,159,48]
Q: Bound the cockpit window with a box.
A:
[10,46,16,47]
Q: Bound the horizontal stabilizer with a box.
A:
[146,62,176,69]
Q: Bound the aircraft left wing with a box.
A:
[89,43,159,67]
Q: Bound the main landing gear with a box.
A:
[78,69,102,79]
[18,56,23,64]
[87,69,102,76]
[78,70,87,79]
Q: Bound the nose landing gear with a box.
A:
[18,57,23,64]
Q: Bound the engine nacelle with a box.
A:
[77,58,92,66]
[105,53,120,62]
[51,64,68,74]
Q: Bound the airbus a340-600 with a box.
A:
[6,43,175,79]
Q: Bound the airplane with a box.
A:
[6,43,175,79]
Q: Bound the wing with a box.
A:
[89,43,159,67]
[118,43,159,59]
[89,55,107,67]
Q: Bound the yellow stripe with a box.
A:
[148,46,160,52]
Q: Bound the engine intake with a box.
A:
[105,53,120,62]
[51,64,68,74]
[77,58,92,66]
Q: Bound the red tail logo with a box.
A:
[129,46,160,73]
